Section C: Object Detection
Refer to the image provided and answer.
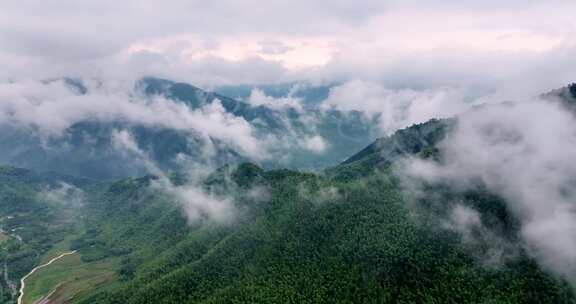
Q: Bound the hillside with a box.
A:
[326,118,452,181]
[0,77,379,179]
[54,160,571,303]
[4,105,566,303]
[0,166,90,303]
[2,86,576,303]
[3,0,576,303]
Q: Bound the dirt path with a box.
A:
[17,251,77,304]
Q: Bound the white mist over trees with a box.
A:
[403,97,576,281]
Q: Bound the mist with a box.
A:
[0,79,267,160]
[322,80,489,136]
[401,95,576,281]
[112,129,236,224]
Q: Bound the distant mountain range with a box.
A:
[0,77,379,179]
[1,81,575,304]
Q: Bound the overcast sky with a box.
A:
[1,0,575,91]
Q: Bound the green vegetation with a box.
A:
[0,117,574,303]
[327,118,451,181]
[0,233,8,245]
[21,252,116,304]
[0,166,89,303]
[64,161,573,303]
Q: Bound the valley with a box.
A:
[18,251,115,304]
[18,250,77,304]
[0,84,574,303]
[2,0,576,302]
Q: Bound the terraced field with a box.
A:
[20,253,116,304]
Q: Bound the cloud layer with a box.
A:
[112,129,236,224]
[403,98,576,281]
[0,79,265,159]
[323,80,481,135]
[1,0,574,90]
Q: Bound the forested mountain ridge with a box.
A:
[1,84,576,303]
[2,0,575,302]
[32,111,576,302]
[137,77,381,170]
[333,82,576,182]
[327,118,452,181]
[69,160,575,303]
[0,77,379,180]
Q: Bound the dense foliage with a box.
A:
[63,161,574,303]
[327,118,451,181]
[2,103,576,303]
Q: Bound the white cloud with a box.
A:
[247,88,303,111]
[40,182,86,207]
[446,205,482,238]
[168,185,235,224]
[258,40,293,55]
[112,129,236,224]
[403,99,576,281]
[0,0,574,90]
[323,80,484,135]
[439,204,518,267]
[0,79,266,160]
[302,135,328,154]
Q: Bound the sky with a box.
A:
[1,0,575,92]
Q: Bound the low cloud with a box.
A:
[243,88,332,156]
[302,135,328,154]
[247,88,303,111]
[401,98,576,281]
[297,183,341,205]
[112,129,236,224]
[0,79,266,160]
[441,204,518,267]
[40,182,86,207]
[323,80,486,135]
[0,77,346,174]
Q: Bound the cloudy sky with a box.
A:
[1,0,575,92]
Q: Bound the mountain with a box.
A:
[2,122,573,303]
[41,160,576,303]
[138,77,380,170]
[215,82,332,107]
[334,82,576,182]
[2,84,576,303]
[0,77,379,179]
[327,118,452,180]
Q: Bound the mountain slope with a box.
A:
[139,77,380,169]
[66,162,575,303]
[4,84,576,303]
[0,166,89,303]
[0,77,379,179]
[2,116,574,303]
[327,118,452,180]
